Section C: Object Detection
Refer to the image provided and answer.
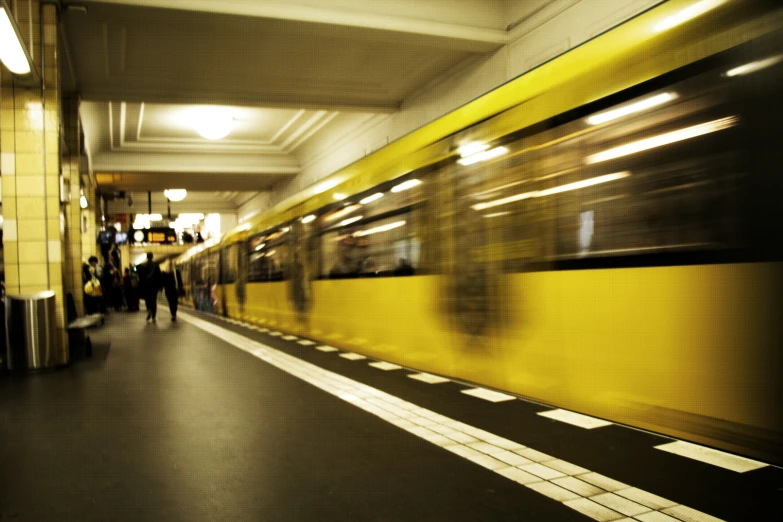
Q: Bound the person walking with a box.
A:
[163,270,180,321]
[140,253,162,322]
[123,268,140,311]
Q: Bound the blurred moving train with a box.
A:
[177,0,783,464]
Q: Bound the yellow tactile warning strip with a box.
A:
[182,312,725,522]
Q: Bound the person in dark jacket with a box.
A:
[163,270,180,321]
[83,256,100,315]
[140,253,162,322]
[123,268,140,311]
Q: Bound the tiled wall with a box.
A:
[0,2,69,350]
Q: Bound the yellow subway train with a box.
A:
[177,0,783,465]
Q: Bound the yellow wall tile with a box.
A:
[18,284,50,295]
[18,241,47,263]
[5,266,20,289]
[4,201,16,219]
[16,132,43,153]
[45,175,60,195]
[4,242,18,264]
[0,110,14,130]
[15,153,44,175]
[1,131,15,148]
[2,176,16,197]
[19,263,48,286]
[16,176,45,196]
[48,219,61,240]
[45,132,57,152]
[47,197,60,216]
[49,263,63,287]
[17,220,47,241]
[46,154,59,175]
[16,197,45,219]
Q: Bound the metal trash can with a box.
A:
[4,291,64,371]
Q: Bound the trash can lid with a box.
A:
[6,290,56,300]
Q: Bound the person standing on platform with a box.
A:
[140,253,162,323]
[83,256,101,315]
[163,270,180,321]
[123,268,140,311]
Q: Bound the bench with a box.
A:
[66,294,104,360]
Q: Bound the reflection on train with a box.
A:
[178,0,783,465]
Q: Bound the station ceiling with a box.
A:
[60,0,553,207]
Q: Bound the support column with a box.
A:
[62,96,83,315]
[0,2,67,351]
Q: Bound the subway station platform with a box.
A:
[1,308,780,522]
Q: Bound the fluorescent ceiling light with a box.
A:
[391,179,421,193]
[586,116,737,164]
[339,216,363,227]
[457,146,508,166]
[483,212,510,218]
[458,142,490,158]
[80,195,89,209]
[164,189,187,201]
[726,55,783,77]
[654,0,725,32]
[301,215,316,224]
[315,179,340,194]
[354,220,406,237]
[359,193,383,205]
[325,204,361,222]
[587,93,676,125]
[193,107,233,140]
[472,172,630,211]
[254,243,266,251]
[333,193,347,201]
[0,7,31,74]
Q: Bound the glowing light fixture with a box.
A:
[301,215,316,224]
[472,172,630,211]
[339,216,363,227]
[0,5,31,74]
[164,189,187,201]
[726,55,783,77]
[254,243,266,251]
[354,220,406,237]
[79,190,89,209]
[587,93,676,125]
[194,107,233,140]
[315,179,340,195]
[458,142,490,158]
[586,116,737,164]
[325,204,361,222]
[483,212,510,218]
[391,179,421,193]
[654,0,725,32]
[457,146,508,166]
[333,193,347,201]
[359,193,383,205]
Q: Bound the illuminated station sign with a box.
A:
[132,227,178,245]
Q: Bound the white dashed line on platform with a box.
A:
[268,331,282,336]
[654,441,768,473]
[339,353,367,361]
[298,340,316,346]
[369,362,402,371]
[316,345,339,352]
[408,373,450,384]
[462,387,516,403]
[537,409,612,429]
[282,335,298,341]
[182,312,727,522]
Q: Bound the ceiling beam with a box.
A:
[92,152,300,175]
[78,88,400,114]
[81,0,508,51]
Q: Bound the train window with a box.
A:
[248,226,291,282]
[320,213,420,278]
[459,62,751,271]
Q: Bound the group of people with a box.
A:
[82,252,182,322]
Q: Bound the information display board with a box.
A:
[132,227,178,245]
